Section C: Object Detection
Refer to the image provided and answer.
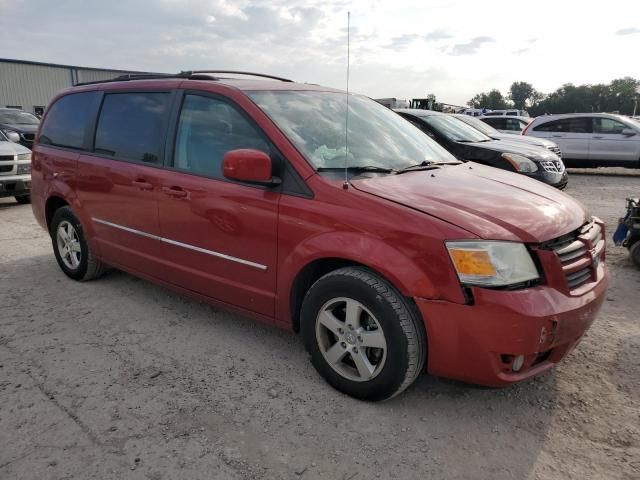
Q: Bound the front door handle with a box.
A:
[162,186,188,198]
[132,179,153,190]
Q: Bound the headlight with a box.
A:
[501,153,538,173]
[17,153,31,161]
[446,241,539,287]
[17,163,31,175]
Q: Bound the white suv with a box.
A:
[523,113,640,168]
[0,130,32,204]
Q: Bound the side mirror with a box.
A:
[223,149,281,186]
[621,128,636,136]
[5,131,20,143]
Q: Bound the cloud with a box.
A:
[424,29,451,41]
[384,33,420,49]
[616,27,640,35]
[513,48,529,55]
[449,36,495,56]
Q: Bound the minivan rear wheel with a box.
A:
[301,267,426,401]
[50,206,107,281]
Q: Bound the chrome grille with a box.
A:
[539,158,565,173]
[546,145,562,158]
[546,222,603,290]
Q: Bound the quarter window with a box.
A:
[39,92,100,149]
[593,118,627,134]
[94,92,170,164]
[173,94,270,178]
[504,118,523,131]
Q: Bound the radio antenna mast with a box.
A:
[343,11,351,190]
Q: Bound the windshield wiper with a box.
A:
[395,160,447,175]
[317,166,396,173]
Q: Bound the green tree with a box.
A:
[467,89,510,110]
[508,81,535,110]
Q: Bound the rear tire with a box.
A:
[630,241,640,268]
[15,194,30,204]
[50,206,107,281]
[300,267,426,401]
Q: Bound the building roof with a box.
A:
[0,57,156,74]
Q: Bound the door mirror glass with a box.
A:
[621,128,636,136]
[223,149,278,185]
[5,131,20,143]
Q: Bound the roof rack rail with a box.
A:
[188,70,293,82]
[74,70,292,87]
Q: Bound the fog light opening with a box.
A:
[512,355,525,372]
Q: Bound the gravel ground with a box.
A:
[1,169,638,480]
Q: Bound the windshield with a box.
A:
[0,110,39,125]
[248,91,456,170]
[454,114,498,136]
[419,115,492,143]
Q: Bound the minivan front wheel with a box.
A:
[51,207,107,281]
[301,267,426,401]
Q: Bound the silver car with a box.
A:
[524,113,640,167]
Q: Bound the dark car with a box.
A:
[0,108,40,149]
[395,109,568,189]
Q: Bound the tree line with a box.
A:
[468,78,639,116]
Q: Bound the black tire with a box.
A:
[630,241,640,268]
[15,194,31,204]
[50,206,107,281]
[300,267,426,401]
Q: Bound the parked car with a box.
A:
[32,72,607,400]
[396,109,567,188]
[0,129,32,203]
[0,108,40,149]
[462,108,484,117]
[483,109,530,117]
[453,113,562,157]
[481,115,533,134]
[523,113,640,168]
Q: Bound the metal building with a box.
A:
[0,58,154,115]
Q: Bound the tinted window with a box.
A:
[94,93,169,164]
[173,94,270,178]
[39,93,99,149]
[533,117,590,133]
[482,117,506,129]
[593,118,627,134]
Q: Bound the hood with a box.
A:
[0,140,31,156]
[461,139,558,160]
[351,163,588,243]
[491,133,556,149]
[0,123,39,133]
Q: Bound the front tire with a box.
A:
[50,206,107,281]
[15,194,30,204]
[301,267,426,401]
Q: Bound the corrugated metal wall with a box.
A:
[0,62,70,113]
[0,60,149,114]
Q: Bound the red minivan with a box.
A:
[31,72,608,400]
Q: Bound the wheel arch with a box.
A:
[45,195,69,232]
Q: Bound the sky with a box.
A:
[1,0,639,106]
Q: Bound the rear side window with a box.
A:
[483,117,505,129]
[172,94,270,178]
[39,92,101,149]
[94,92,170,164]
[533,117,590,133]
[505,118,523,131]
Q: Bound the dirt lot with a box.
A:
[1,169,638,480]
